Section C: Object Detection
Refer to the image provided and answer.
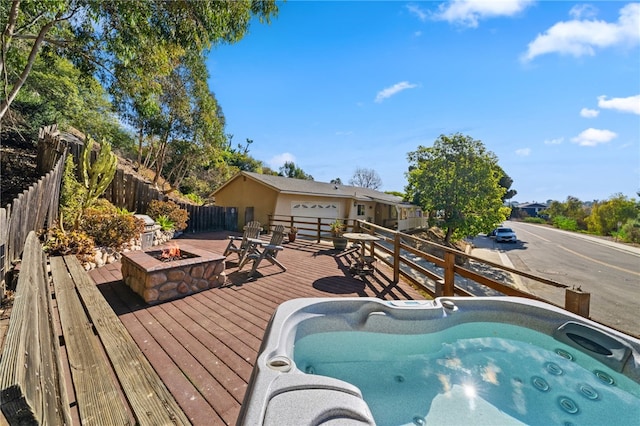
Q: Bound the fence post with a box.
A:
[443,251,456,296]
[393,232,400,283]
[565,288,590,318]
[317,218,322,243]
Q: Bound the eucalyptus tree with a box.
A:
[279,161,314,180]
[162,55,227,191]
[1,0,278,122]
[406,133,508,243]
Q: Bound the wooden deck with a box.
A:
[88,231,425,425]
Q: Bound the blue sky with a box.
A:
[206,1,640,204]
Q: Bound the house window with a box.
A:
[357,204,366,216]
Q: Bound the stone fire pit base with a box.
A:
[121,244,226,304]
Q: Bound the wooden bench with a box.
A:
[0,231,191,425]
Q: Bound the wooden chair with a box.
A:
[223,221,262,266]
[242,225,287,277]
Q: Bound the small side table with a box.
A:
[342,232,380,276]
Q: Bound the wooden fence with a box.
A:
[36,126,237,233]
[0,126,237,296]
[0,149,65,296]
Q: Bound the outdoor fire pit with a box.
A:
[121,243,226,304]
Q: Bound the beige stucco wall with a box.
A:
[214,176,278,229]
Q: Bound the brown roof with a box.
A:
[215,171,407,205]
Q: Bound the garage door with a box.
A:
[291,201,339,222]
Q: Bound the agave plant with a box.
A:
[155,215,175,231]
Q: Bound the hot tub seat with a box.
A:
[258,374,375,426]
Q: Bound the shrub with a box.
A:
[146,200,189,231]
[81,208,145,249]
[621,220,640,244]
[90,198,118,214]
[116,206,135,215]
[552,215,578,231]
[59,155,86,229]
[523,217,546,224]
[43,224,95,262]
[184,193,203,205]
[155,215,175,231]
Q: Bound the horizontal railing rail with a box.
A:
[268,214,358,242]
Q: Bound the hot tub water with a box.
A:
[294,323,640,425]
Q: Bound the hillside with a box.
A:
[1,136,39,208]
[1,133,190,209]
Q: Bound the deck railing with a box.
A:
[268,214,359,241]
[268,215,591,318]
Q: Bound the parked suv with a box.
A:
[494,227,517,243]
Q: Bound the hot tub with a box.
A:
[237,297,640,426]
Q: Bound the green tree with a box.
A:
[385,190,406,199]
[585,193,638,236]
[1,0,278,122]
[279,161,314,180]
[496,165,517,201]
[221,136,263,173]
[3,53,131,149]
[144,51,226,186]
[542,196,589,230]
[406,133,508,244]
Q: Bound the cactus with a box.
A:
[79,135,117,210]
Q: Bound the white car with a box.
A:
[494,227,517,243]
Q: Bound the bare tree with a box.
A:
[349,167,382,189]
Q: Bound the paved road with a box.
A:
[473,221,640,337]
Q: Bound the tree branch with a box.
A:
[1,0,21,90]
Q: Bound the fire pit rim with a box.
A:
[121,244,225,272]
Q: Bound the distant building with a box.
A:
[516,202,548,217]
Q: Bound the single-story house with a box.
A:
[213,171,427,232]
[516,202,548,217]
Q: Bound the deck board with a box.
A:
[88,231,425,425]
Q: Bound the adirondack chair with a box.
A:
[223,221,262,266]
[242,225,287,277]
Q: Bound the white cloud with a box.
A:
[571,128,618,147]
[268,152,295,169]
[375,81,418,103]
[433,0,534,28]
[580,108,599,118]
[335,130,354,136]
[569,4,598,20]
[516,148,531,156]
[522,3,640,62]
[406,4,428,22]
[544,137,564,145]
[597,94,640,115]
